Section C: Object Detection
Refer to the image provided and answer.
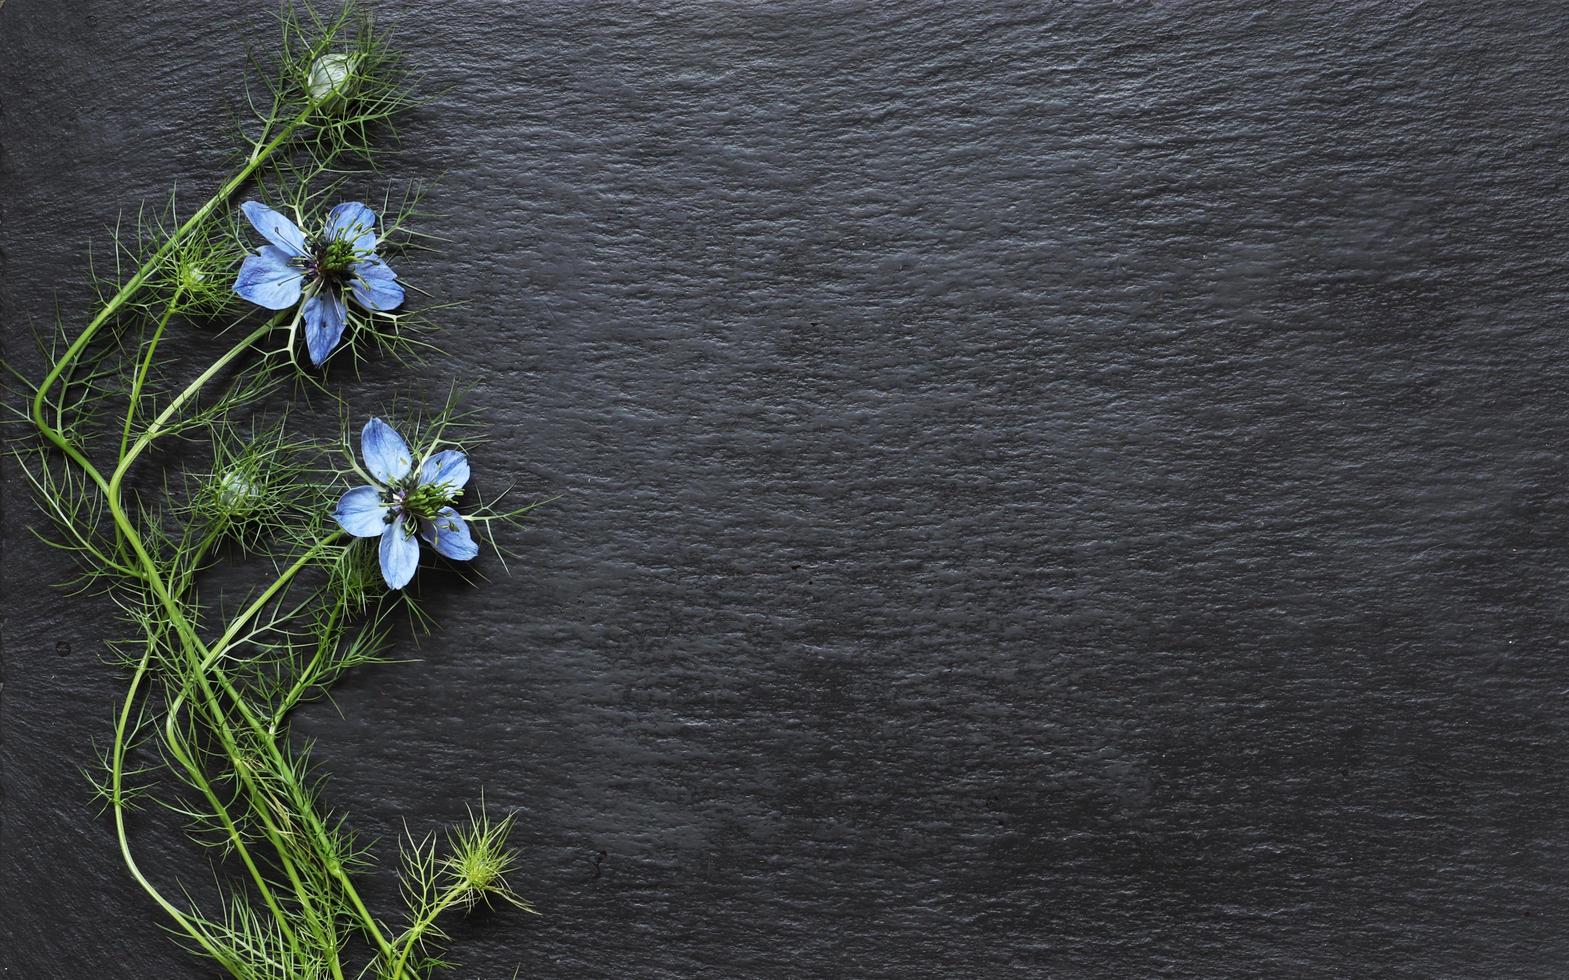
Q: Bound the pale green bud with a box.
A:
[216,471,262,518]
[308,53,359,105]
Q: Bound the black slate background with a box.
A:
[5,1,1569,977]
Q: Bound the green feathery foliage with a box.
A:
[6,4,540,977]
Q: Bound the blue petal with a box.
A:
[324,201,378,253]
[419,507,480,561]
[417,449,470,492]
[240,201,308,258]
[361,417,414,484]
[334,485,390,537]
[233,246,304,310]
[303,288,348,366]
[349,256,404,312]
[353,253,398,281]
[378,523,421,589]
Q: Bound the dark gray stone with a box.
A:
[4,1,1569,976]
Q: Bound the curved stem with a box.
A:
[158,694,307,962]
[110,320,278,494]
[119,288,183,458]
[389,888,464,978]
[108,650,234,968]
[104,458,344,962]
[161,528,406,972]
[214,533,345,659]
[31,101,315,446]
[126,535,308,960]
[105,321,402,971]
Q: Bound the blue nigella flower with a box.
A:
[232,201,404,366]
[333,418,480,590]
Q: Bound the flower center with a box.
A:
[307,236,360,286]
[383,479,459,529]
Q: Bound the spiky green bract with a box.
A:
[384,805,534,979]
[4,5,541,979]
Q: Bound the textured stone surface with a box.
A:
[5,1,1569,976]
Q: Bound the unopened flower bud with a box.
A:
[217,471,262,517]
[178,259,206,292]
[308,53,359,105]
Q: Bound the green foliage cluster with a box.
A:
[7,5,538,977]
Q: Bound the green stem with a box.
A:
[158,699,308,963]
[111,320,277,492]
[389,887,465,978]
[215,617,408,971]
[30,100,315,449]
[132,531,309,960]
[119,288,182,458]
[90,318,353,968]
[108,649,235,968]
[274,597,346,727]
[109,318,402,971]
[106,482,342,965]
[164,528,406,972]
